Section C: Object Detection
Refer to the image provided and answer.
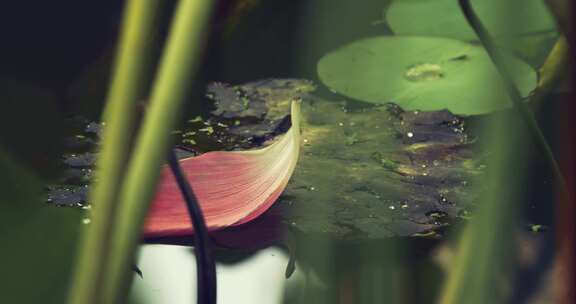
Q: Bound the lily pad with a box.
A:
[317,36,537,115]
[385,0,557,41]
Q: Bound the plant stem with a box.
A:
[439,0,567,303]
[100,0,213,302]
[67,1,160,303]
[535,35,570,94]
[168,149,217,304]
[439,109,527,304]
[458,0,566,192]
[544,0,573,40]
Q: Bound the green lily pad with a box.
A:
[317,36,537,115]
[385,0,557,41]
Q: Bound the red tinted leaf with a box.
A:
[144,101,301,238]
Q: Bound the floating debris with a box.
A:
[404,63,444,82]
[46,185,89,207]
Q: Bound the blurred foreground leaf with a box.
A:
[67,1,161,303]
[0,150,81,304]
[439,113,528,304]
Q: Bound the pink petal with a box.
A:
[143,101,301,238]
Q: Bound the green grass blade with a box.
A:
[67,1,160,303]
[532,35,570,106]
[439,116,527,304]
[458,0,566,191]
[439,0,563,302]
[99,0,213,302]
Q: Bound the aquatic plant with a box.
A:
[145,100,301,237]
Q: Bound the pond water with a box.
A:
[0,1,563,303]
[131,245,292,304]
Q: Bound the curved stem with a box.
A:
[458,0,567,192]
[168,149,217,304]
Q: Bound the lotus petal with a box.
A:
[143,101,301,238]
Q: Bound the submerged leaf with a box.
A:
[143,101,302,238]
[271,99,483,239]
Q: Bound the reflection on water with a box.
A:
[130,245,293,304]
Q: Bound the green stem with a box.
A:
[544,0,572,39]
[168,149,217,304]
[439,110,525,304]
[458,0,566,192]
[439,1,567,303]
[100,1,213,303]
[67,1,160,303]
[530,35,570,113]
